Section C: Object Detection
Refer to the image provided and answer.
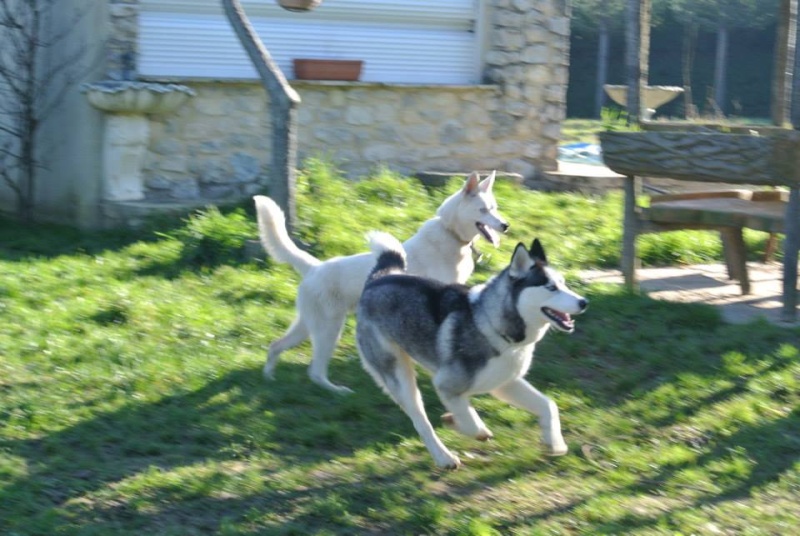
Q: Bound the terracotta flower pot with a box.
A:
[277,0,322,12]
[293,59,363,81]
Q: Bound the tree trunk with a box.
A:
[773,0,794,126]
[793,0,800,128]
[624,0,650,124]
[713,23,728,116]
[682,22,698,119]
[221,0,300,230]
[594,17,610,118]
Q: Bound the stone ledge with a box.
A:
[101,199,238,229]
[140,76,499,93]
[414,170,523,187]
[539,163,624,194]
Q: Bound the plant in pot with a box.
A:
[277,0,322,12]
[292,58,363,81]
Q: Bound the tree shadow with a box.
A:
[1,353,582,534]
[0,200,256,264]
[0,362,429,533]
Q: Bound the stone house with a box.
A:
[11,0,571,228]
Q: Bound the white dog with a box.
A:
[254,171,508,393]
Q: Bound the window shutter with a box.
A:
[138,0,479,84]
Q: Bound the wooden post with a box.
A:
[791,0,800,128]
[782,186,800,322]
[622,175,640,291]
[222,0,300,230]
[773,0,797,126]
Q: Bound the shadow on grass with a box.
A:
[2,231,799,533]
[579,407,800,535]
[0,360,471,534]
[0,200,257,264]
[0,218,145,261]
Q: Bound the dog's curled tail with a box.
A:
[366,231,407,282]
[253,195,321,276]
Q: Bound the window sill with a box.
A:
[139,76,496,92]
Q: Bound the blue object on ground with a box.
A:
[557,143,604,166]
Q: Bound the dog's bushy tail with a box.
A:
[253,195,320,276]
[366,231,407,282]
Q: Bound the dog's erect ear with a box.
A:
[462,171,481,196]
[478,170,496,193]
[510,243,534,278]
[529,238,548,265]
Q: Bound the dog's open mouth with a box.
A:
[476,222,500,247]
[542,307,575,333]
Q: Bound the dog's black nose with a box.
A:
[501,222,510,233]
[578,299,588,311]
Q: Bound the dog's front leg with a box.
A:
[381,359,461,469]
[491,378,568,456]
[435,379,493,441]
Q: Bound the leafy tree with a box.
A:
[669,0,778,115]
[572,0,627,117]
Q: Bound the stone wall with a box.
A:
[106,0,572,209]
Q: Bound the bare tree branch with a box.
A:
[0,0,92,221]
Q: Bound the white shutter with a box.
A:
[138,0,479,85]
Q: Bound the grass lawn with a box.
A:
[1,162,798,535]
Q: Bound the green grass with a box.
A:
[1,162,798,535]
[560,119,605,145]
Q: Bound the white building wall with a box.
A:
[16,0,572,227]
[0,0,108,227]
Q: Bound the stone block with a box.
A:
[440,121,466,144]
[158,154,188,174]
[346,106,374,126]
[202,184,236,200]
[548,17,570,37]
[152,139,182,155]
[507,158,538,179]
[197,162,229,185]
[230,153,261,183]
[493,30,524,50]
[171,179,200,200]
[521,44,549,64]
[146,175,172,190]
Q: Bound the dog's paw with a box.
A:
[310,375,354,395]
[441,413,492,441]
[330,384,355,395]
[433,451,461,470]
[544,441,568,457]
[475,428,493,442]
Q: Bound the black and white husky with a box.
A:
[356,233,587,469]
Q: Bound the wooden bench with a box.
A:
[599,130,800,322]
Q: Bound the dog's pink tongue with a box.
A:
[488,229,500,247]
[479,224,500,247]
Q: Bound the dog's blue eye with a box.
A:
[480,208,489,214]
[546,284,557,291]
